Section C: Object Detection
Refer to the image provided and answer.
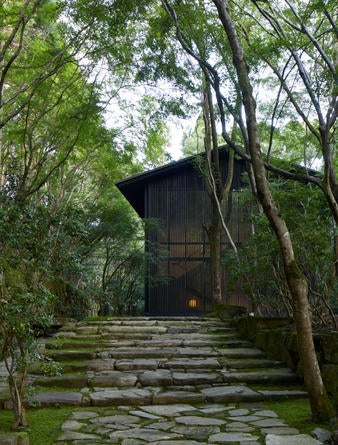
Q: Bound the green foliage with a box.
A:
[0,0,173,427]
[87,196,147,316]
[224,181,335,319]
[39,357,63,377]
[0,247,55,427]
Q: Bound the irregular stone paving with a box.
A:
[0,316,323,444]
[54,403,323,444]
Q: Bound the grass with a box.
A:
[264,398,332,435]
[0,407,74,445]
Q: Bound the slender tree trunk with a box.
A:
[212,0,334,421]
[10,380,27,430]
[206,200,223,305]
[5,358,28,430]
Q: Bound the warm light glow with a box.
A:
[187,298,198,309]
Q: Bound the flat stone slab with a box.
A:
[172,425,221,440]
[87,359,115,371]
[175,347,218,357]
[259,390,308,400]
[103,325,167,334]
[141,404,197,417]
[183,340,224,347]
[217,348,266,358]
[91,371,138,387]
[89,414,141,425]
[37,391,83,407]
[139,370,173,386]
[129,409,162,420]
[153,390,205,404]
[222,368,299,384]
[265,434,322,445]
[71,411,98,420]
[108,427,181,441]
[250,418,287,427]
[262,427,300,435]
[201,386,264,403]
[55,431,100,441]
[150,441,205,445]
[162,358,220,369]
[225,421,254,432]
[172,372,222,385]
[90,388,152,406]
[111,347,176,359]
[175,415,226,426]
[115,359,158,370]
[209,432,258,442]
[226,359,283,369]
[61,419,85,431]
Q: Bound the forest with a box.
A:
[0,0,337,425]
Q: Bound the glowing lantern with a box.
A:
[187,298,198,309]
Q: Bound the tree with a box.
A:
[0,203,54,429]
[226,181,336,320]
[0,0,158,428]
[212,0,335,422]
[157,0,335,421]
[241,0,338,275]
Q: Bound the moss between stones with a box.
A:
[264,399,333,435]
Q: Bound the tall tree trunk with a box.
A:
[206,200,223,305]
[213,0,334,421]
[202,81,237,306]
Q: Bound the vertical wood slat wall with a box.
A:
[145,155,251,315]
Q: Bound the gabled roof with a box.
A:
[115,147,251,218]
[115,152,204,218]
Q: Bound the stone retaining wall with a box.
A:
[236,317,338,406]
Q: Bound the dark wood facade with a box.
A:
[116,149,251,316]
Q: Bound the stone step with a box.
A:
[1,316,310,417]
[217,348,266,358]
[75,325,169,335]
[45,340,121,350]
[161,358,220,370]
[33,366,302,390]
[226,358,284,369]
[47,346,232,362]
[34,385,308,409]
[108,346,220,359]
[46,337,246,351]
[221,368,301,384]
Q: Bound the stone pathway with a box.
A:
[1,317,324,444]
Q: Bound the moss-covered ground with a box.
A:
[0,407,74,445]
[264,398,333,435]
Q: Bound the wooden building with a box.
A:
[116,149,252,316]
